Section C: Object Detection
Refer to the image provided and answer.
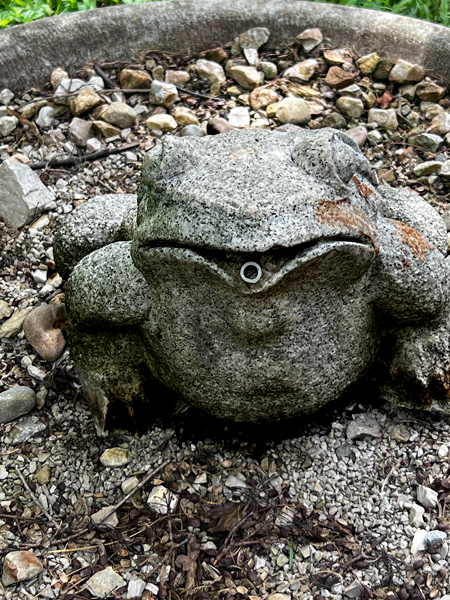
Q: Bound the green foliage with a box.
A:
[0,0,448,29]
[307,0,449,26]
[0,0,156,28]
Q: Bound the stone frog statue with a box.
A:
[54,128,450,435]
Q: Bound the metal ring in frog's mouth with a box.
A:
[240,262,262,284]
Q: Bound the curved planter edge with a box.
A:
[1,0,450,91]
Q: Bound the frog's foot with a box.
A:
[54,193,137,279]
[71,328,150,436]
[381,304,450,412]
[65,240,163,435]
[372,217,450,323]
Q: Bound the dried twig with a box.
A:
[29,142,140,171]
[94,64,116,89]
[342,534,388,569]
[15,467,59,529]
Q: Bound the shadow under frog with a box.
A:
[54,128,450,436]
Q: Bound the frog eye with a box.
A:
[291,129,377,189]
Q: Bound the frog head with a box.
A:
[130,129,449,421]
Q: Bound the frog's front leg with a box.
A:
[66,240,159,436]
[380,290,450,412]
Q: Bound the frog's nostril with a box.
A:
[241,262,262,283]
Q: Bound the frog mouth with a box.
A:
[139,234,376,293]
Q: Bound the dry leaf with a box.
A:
[207,502,244,532]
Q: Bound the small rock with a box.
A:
[284,59,318,83]
[86,566,125,599]
[346,414,382,440]
[321,112,347,129]
[296,28,323,52]
[358,53,381,75]
[36,106,57,129]
[0,387,36,424]
[195,59,226,86]
[275,505,296,527]
[10,418,46,444]
[243,48,259,66]
[425,530,447,553]
[324,49,351,66]
[225,475,247,488]
[180,124,204,137]
[438,444,449,457]
[336,96,364,119]
[103,102,137,128]
[416,81,445,102]
[206,47,228,63]
[0,116,18,137]
[410,504,425,527]
[368,108,398,130]
[86,137,102,153]
[50,68,68,88]
[165,70,190,87]
[100,448,130,467]
[0,88,14,104]
[147,485,178,514]
[325,67,355,90]
[229,66,264,90]
[54,78,88,104]
[93,121,121,138]
[239,27,270,50]
[250,87,279,110]
[127,579,146,599]
[149,80,179,108]
[0,308,33,338]
[2,551,43,586]
[152,65,165,80]
[411,529,428,554]
[266,97,310,125]
[207,117,236,134]
[172,106,199,126]
[344,580,364,599]
[259,61,277,79]
[228,106,250,128]
[23,303,66,362]
[428,112,450,135]
[32,269,48,285]
[122,476,139,495]
[413,161,443,177]
[144,114,178,131]
[91,506,119,528]
[68,117,92,147]
[417,484,439,508]
[268,594,291,600]
[373,58,393,80]
[70,88,103,117]
[389,59,425,84]
[119,68,152,89]
[0,300,12,320]
[336,443,356,460]
[35,465,50,485]
[27,365,46,381]
[415,132,443,153]
[345,126,367,147]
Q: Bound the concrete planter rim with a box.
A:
[1,0,450,92]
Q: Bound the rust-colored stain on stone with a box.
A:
[393,366,450,409]
[352,175,373,202]
[315,199,377,247]
[394,221,431,260]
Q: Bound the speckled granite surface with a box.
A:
[54,128,450,433]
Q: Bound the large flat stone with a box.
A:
[0,161,55,229]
